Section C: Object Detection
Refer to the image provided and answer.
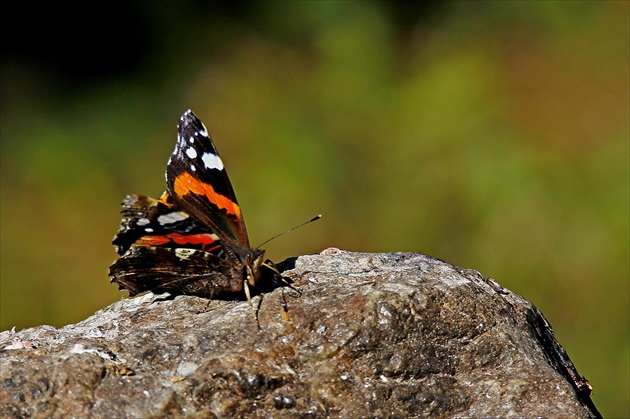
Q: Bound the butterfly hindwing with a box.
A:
[110,246,244,298]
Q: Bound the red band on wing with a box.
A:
[172,172,242,219]
[136,233,221,252]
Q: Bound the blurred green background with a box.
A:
[1,1,627,416]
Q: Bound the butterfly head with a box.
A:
[243,248,266,287]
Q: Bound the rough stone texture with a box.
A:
[1,252,600,418]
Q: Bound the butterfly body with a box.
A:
[109,110,272,300]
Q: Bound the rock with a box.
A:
[0,252,600,418]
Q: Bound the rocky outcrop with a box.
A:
[0,251,599,418]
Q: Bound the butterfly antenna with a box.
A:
[256,215,322,249]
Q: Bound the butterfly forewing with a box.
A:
[166,110,251,248]
[112,193,222,256]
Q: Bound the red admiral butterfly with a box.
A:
[109,110,278,302]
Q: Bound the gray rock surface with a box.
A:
[1,251,599,418]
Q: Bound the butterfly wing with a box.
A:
[109,246,245,298]
[112,193,222,256]
[166,110,250,249]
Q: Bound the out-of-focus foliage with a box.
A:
[1,1,627,416]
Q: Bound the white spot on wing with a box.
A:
[185,147,197,159]
[137,218,150,226]
[157,212,188,225]
[190,164,196,172]
[175,248,196,260]
[202,152,224,170]
[145,227,154,233]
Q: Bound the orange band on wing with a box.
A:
[166,233,218,248]
[172,172,242,219]
[136,233,220,252]
[137,235,170,246]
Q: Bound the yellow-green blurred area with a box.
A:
[1,1,627,415]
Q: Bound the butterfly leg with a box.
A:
[244,280,253,307]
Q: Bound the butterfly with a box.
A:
[109,110,279,303]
